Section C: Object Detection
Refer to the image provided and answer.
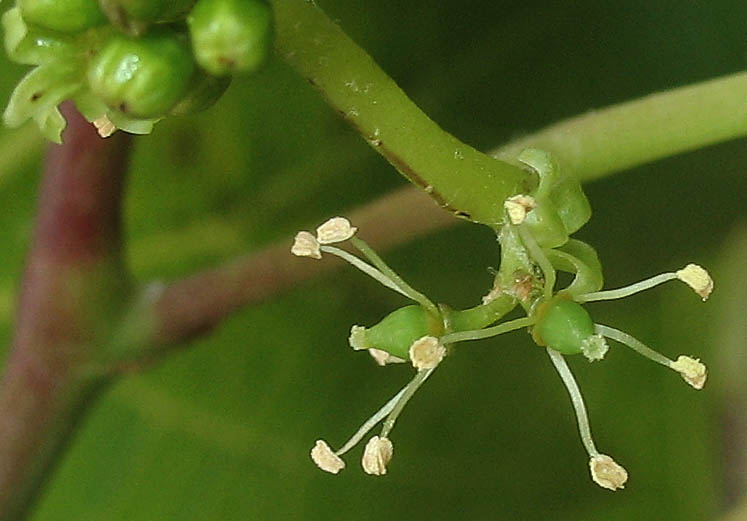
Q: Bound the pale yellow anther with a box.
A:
[310,440,345,474]
[368,348,406,366]
[670,355,707,390]
[316,217,357,244]
[675,264,713,301]
[93,116,116,138]
[291,231,321,259]
[361,436,393,476]
[504,194,536,225]
[589,454,628,491]
[409,336,446,370]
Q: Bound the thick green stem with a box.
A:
[270,0,532,227]
[494,71,747,182]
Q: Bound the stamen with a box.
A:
[546,348,598,458]
[596,325,707,389]
[380,368,435,438]
[676,264,713,300]
[93,115,116,138]
[579,264,713,303]
[368,348,406,366]
[577,273,677,302]
[594,324,673,367]
[361,436,394,475]
[504,194,536,225]
[316,217,358,244]
[670,355,707,389]
[310,440,345,474]
[409,336,446,370]
[335,386,408,457]
[319,245,410,298]
[516,224,556,300]
[350,237,440,318]
[589,454,628,491]
[291,231,321,259]
[440,316,534,344]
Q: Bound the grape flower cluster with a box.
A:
[2,0,272,142]
[292,149,712,489]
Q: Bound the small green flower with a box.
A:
[86,29,194,118]
[296,149,712,489]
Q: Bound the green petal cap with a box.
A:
[188,0,273,76]
[517,148,592,248]
[355,305,435,360]
[87,29,195,119]
[546,239,604,298]
[18,0,107,33]
[533,298,595,356]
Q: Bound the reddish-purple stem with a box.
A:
[0,103,132,520]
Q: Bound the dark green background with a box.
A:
[0,1,745,519]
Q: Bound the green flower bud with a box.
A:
[533,298,594,356]
[187,0,272,76]
[18,0,107,33]
[353,305,436,360]
[103,0,196,22]
[170,71,231,115]
[86,30,195,118]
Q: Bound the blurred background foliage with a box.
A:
[0,0,746,519]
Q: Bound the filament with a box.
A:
[578,273,677,302]
[547,348,599,457]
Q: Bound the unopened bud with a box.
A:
[504,194,536,225]
[310,440,345,474]
[670,355,707,389]
[589,454,628,491]
[676,264,713,300]
[316,217,357,244]
[291,231,321,259]
[409,336,446,370]
[361,436,393,475]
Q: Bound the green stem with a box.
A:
[270,0,533,227]
[494,71,747,182]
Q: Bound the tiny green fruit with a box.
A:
[188,0,272,76]
[17,0,107,33]
[87,30,194,118]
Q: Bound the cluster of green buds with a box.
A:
[292,149,712,489]
[2,0,272,142]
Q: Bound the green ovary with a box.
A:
[363,305,434,360]
[533,298,594,355]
